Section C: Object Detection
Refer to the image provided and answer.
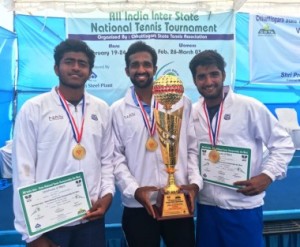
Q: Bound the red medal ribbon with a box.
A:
[202,100,224,147]
[57,89,86,144]
[135,92,158,137]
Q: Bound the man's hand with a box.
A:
[134,186,158,218]
[234,173,272,196]
[180,183,199,213]
[83,193,113,221]
[28,236,59,247]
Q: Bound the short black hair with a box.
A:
[189,50,226,79]
[125,41,157,67]
[54,39,95,71]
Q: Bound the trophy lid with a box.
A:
[152,75,184,110]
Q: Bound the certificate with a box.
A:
[19,171,91,237]
[199,143,251,189]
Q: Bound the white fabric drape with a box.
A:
[2,0,300,17]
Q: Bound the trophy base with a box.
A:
[154,189,193,221]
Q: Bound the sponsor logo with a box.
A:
[91,114,98,121]
[224,114,231,120]
[49,115,64,121]
[155,62,180,79]
[89,71,97,80]
[124,112,135,119]
[258,24,276,36]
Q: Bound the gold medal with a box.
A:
[146,137,158,151]
[209,149,220,163]
[72,144,86,160]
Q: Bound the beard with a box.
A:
[199,83,223,100]
[130,73,154,89]
[59,75,87,90]
[201,91,222,100]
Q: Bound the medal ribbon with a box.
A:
[57,89,86,144]
[135,92,158,137]
[203,100,224,147]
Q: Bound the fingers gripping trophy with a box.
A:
[152,75,192,220]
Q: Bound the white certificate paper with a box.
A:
[19,171,91,237]
[199,144,251,189]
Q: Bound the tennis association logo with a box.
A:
[258,24,276,36]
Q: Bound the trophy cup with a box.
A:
[152,74,192,220]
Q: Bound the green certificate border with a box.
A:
[19,171,91,236]
[199,143,251,189]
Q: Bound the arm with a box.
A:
[134,186,158,218]
[235,102,295,196]
[111,102,159,216]
[85,106,115,220]
[180,184,199,213]
[112,107,140,200]
[261,121,295,181]
[12,102,41,242]
[181,98,203,211]
[83,193,113,221]
[234,173,272,196]
[186,98,203,187]
[98,107,115,199]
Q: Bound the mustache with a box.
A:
[69,73,81,76]
[134,72,150,77]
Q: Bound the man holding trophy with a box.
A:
[112,41,203,247]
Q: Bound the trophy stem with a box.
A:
[164,167,180,193]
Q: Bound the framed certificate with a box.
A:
[199,143,251,189]
[19,171,91,237]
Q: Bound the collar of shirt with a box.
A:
[131,86,151,115]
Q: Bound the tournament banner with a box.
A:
[249,14,300,85]
[67,11,235,104]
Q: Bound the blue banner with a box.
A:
[15,14,66,92]
[0,26,16,146]
[67,11,235,103]
[250,14,300,85]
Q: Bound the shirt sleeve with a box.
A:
[12,102,41,242]
[184,97,204,190]
[99,107,116,198]
[253,103,295,181]
[111,106,139,199]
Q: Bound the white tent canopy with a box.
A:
[2,0,300,17]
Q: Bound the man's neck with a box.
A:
[205,98,223,108]
[204,90,224,108]
[57,86,84,106]
[134,85,153,105]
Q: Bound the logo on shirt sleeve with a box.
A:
[224,114,231,120]
[91,114,98,121]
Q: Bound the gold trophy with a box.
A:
[152,75,192,220]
